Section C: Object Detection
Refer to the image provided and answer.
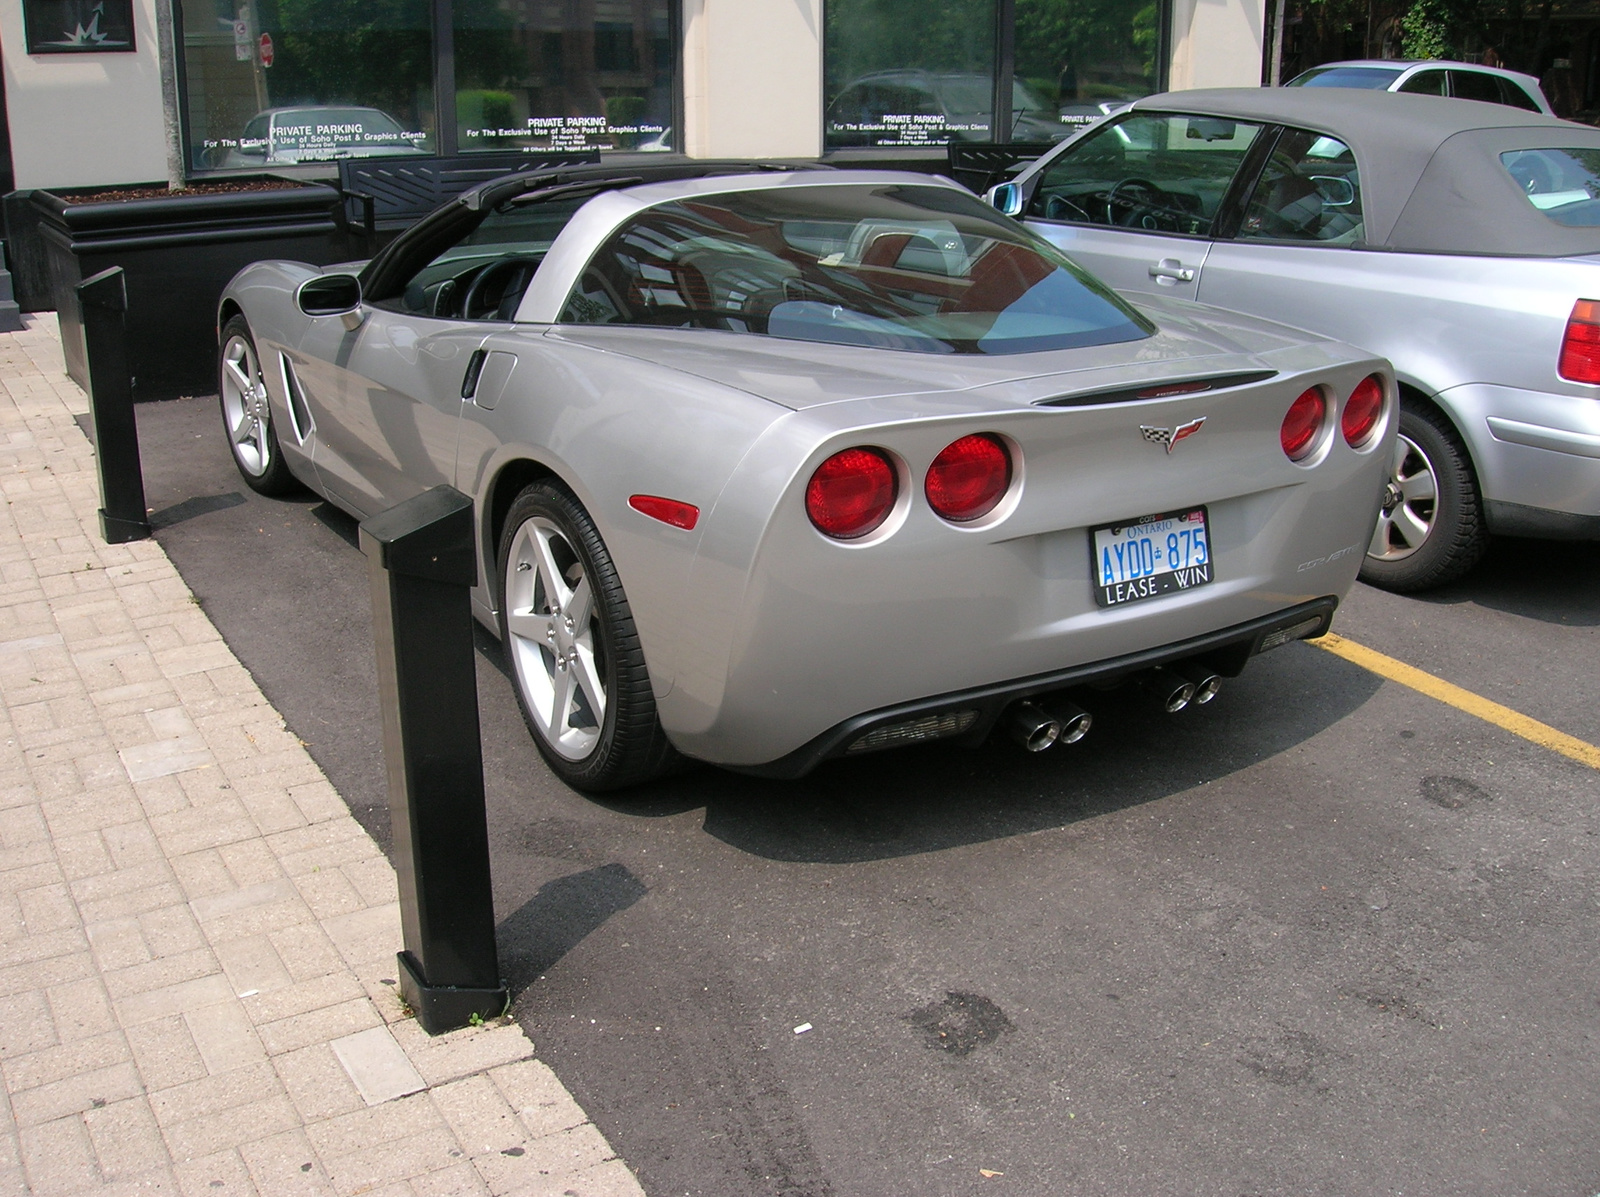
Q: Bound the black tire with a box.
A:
[218,315,299,496]
[1359,400,1487,593]
[497,482,676,791]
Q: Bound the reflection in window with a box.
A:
[454,0,674,153]
[561,184,1153,354]
[1028,113,1262,234]
[824,0,1165,151]
[824,0,996,148]
[1239,129,1363,243]
[1015,0,1163,136]
[1501,148,1600,226]
[181,0,434,170]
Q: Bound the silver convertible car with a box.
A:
[217,163,1391,789]
[993,89,1600,590]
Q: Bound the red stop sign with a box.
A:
[258,32,274,67]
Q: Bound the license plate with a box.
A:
[1092,507,1213,608]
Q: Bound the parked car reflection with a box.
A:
[217,106,428,167]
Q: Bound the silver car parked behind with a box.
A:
[994,88,1600,591]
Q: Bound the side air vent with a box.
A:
[279,354,314,445]
[1036,370,1277,408]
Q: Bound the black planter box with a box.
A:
[32,182,349,401]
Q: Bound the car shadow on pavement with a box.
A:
[566,640,1384,865]
[1393,536,1600,626]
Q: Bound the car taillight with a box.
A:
[1558,299,1600,383]
[925,434,1012,522]
[1341,375,1385,447]
[1280,387,1326,461]
[806,447,897,539]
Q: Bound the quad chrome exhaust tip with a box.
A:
[1137,667,1197,713]
[1008,702,1062,752]
[1007,699,1093,751]
[1043,698,1093,744]
[1174,666,1223,705]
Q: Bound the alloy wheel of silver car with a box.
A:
[1367,432,1437,561]
[221,332,273,478]
[496,483,677,791]
[217,315,297,496]
[504,514,608,762]
[1358,403,1487,593]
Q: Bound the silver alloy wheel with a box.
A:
[504,515,606,761]
[1368,431,1438,561]
[220,333,272,477]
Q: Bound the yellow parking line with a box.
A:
[1312,631,1600,771]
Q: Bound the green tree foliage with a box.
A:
[264,0,433,121]
[1016,0,1159,102]
[1400,0,1456,58]
[824,0,995,99]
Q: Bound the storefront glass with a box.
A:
[181,0,435,170]
[454,0,674,153]
[824,0,1164,150]
[1015,0,1164,134]
[825,0,996,147]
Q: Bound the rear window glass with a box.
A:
[1500,148,1600,226]
[561,184,1153,355]
[1289,66,1404,89]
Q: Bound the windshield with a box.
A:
[1288,66,1405,89]
[561,184,1153,355]
[1500,148,1600,226]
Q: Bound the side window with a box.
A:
[1450,70,1503,103]
[1027,113,1263,236]
[376,196,587,320]
[1238,129,1363,244]
[1495,76,1542,111]
[1397,70,1447,96]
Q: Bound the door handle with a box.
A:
[1149,258,1196,284]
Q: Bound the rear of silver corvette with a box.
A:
[660,348,1394,770]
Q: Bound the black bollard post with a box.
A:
[75,267,150,544]
[359,485,508,1034]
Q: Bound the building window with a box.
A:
[824,0,1167,152]
[182,0,436,171]
[454,0,675,153]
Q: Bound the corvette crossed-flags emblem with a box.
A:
[1139,416,1207,453]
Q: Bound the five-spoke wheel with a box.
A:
[498,483,675,790]
[218,315,297,495]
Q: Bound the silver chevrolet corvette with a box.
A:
[216,163,1393,789]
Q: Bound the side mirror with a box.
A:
[297,273,363,323]
[987,182,1024,217]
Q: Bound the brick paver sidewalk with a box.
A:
[0,316,645,1196]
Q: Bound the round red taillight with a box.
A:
[1341,375,1385,447]
[925,434,1012,522]
[806,447,897,539]
[1280,387,1326,461]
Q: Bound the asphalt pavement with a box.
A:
[137,393,1600,1197]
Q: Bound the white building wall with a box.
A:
[1,0,169,189]
[682,0,823,159]
[1168,0,1267,90]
